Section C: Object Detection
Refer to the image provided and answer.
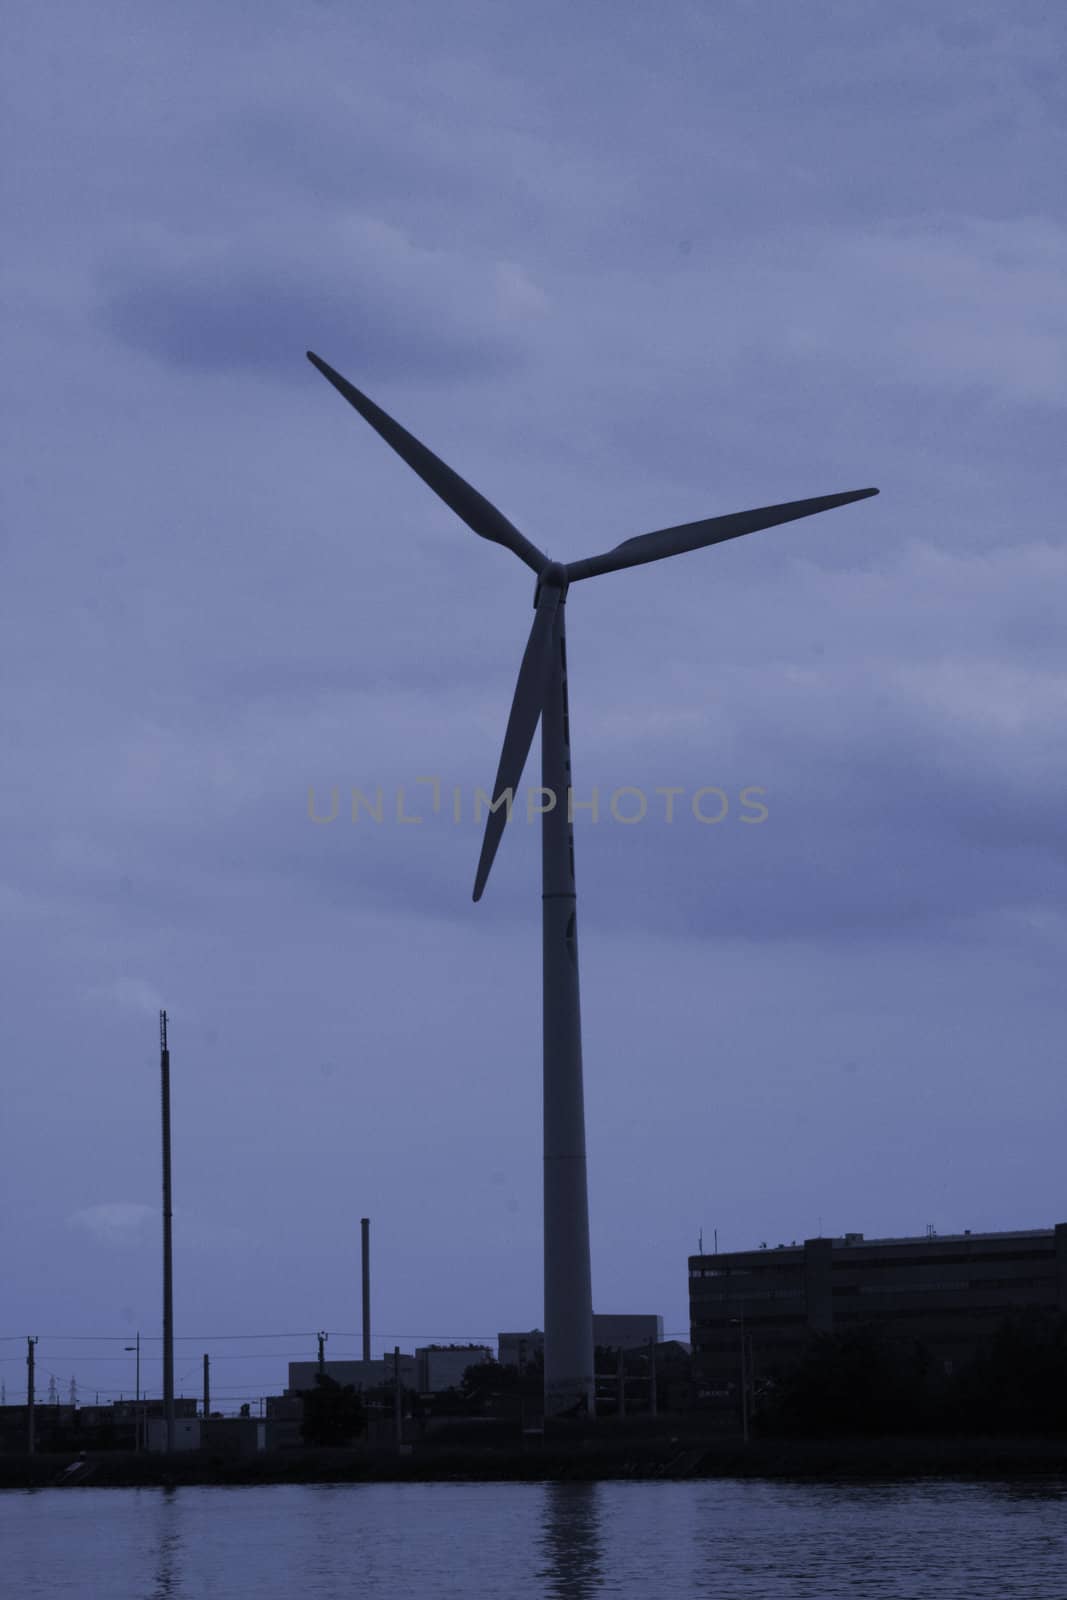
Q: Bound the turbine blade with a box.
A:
[307,351,547,574]
[566,487,879,582]
[473,586,562,902]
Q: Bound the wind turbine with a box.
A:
[307,350,878,1419]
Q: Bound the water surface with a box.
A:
[2,1478,1064,1598]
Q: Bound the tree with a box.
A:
[300,1374,367,1447]
[459,1353,544,1415]
[461,1360,519,1399]
[758,1325,936,1436]
[952,1309,1067,1434]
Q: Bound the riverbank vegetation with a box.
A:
[4,1430,1067,1491]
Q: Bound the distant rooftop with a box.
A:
[692,1225,1060,1258]
[833,1228,1058,1247]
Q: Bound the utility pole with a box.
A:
[737,1307,749,1446]
[616,1348,626,1418]
[160,1010,175,1452]
[125,1334,142,1450]
[317,1331,328,1376]
[125,1332,142,1448]
[26,1338,37,1456]
[360,1217,371,1362]
[393,1346,402,1449]
[203,1354,210,1419]
[648,1336,658,1418]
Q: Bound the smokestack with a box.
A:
[361,1217,371,1362]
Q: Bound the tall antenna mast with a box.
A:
[160,1009,175,1452]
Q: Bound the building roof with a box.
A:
[690,1225,1062,1263]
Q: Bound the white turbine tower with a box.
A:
[308,350,877,1419]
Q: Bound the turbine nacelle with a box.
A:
[307,350,879,901]
[534,561,569,606]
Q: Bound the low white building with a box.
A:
[145,1417,200,1452]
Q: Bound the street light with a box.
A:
[125,1332,141,1451]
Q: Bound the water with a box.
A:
[2,1478,1065,1598]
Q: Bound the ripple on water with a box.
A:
[1,1477,1065,1599]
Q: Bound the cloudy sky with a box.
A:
[3,1,1065,1410]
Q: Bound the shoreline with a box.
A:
[4,1435,1067,1489]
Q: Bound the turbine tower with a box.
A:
[308,350,877,1419]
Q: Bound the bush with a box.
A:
[299,1374,366,1447]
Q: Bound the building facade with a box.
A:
[415,1346,493,1392]
[288,1350,494,1396]
[592,1314,664,1351]
[690,1225,1067,1395]
[146,1417,201,1452]
[498,1315,663,1369]
[497,1331,544,1369]
[287,1357,417,1395]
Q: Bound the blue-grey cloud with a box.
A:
[67,1202,155,1248]
[98,216,548,380]
[3,0,1066,1408]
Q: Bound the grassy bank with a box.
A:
[4,1433,1067,1489]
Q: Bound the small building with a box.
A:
[265,1394,305,1451]
[200,1417,266,1458]
[145,1417,201,1452]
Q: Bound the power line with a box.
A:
[1,1352,325,1363]
[0,1335,136,1344]
[1,1327,696,1352]
[0,1332,322,1343]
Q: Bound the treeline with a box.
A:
[755,1309,1067,1437]
[299,1354,547,1444]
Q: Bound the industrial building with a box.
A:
[144,1415,268,1455]
[415,1345,493,1392]
[287,1356,417,1395]
[592,1314,664,1350]
[497,1331,544,1370]
[498,1315,664,1368]
[286,1346,492,1397]
[689,1225,1067,1395]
